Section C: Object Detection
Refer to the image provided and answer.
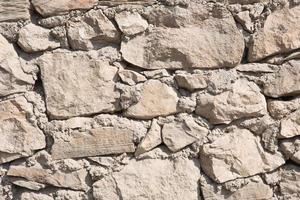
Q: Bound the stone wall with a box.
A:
[0,0,299,199]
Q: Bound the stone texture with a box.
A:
[118,69,147,86]
[18,24,60,53]
[115,11,148,35]
[124,80,179,119]
[268,96,300,119]
[39,51,120,119]
[31,0,99,17]
[0,97,46,164]
[51,127,135,160]
[249,6,300,61]
[67,9,120,50]
[93,158,201,200]
[200,127,285,183]
[0,34,35,97]
[0,0,30,22]
[236,63,278,73]
[175,73,207,91]
[235,11,254,33]
[262,60,300,97]
[279,164,300,199]
[279,109,300,138]
[9,177,46,191]
[280,137,300,164]
[196,79,267,124]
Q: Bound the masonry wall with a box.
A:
[0,0,300,199]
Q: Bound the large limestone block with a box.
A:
[263,60,300,97]
[67,9,120,50]
[121,18,244,69]
[0,97,46,164]
[124,80,179,119]
[249,6,300,61]
[0,0,30,22]
[196,79,267,124]
[200,127,285,183]
[0,34,35,97]
[93,158,201,200]
[51,127,135,160]
[39,51,120,119]
[31,0,98,17]
[279,109,300,138]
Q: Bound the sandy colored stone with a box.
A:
[7,166,88,191]
[115,11,148,35]
[121,17,244,69]
[67,9,120,50]
[31,0,98,17]
[236,63,278,73]
[18,24,60,53]
[263,60,300,97]
[124,80,179,119]
[249,6,300,61]
[93,158,200,200]
[280,137,300,164]
[235,11,254,33]
[39,51,120,119]
[175,73,207,91]
[0,98,46,164]
[0,34,35,97]
[162,118,208,152]
[279,109,300,138]
[279,164,300,199]
[118,69,147,86]
[0,0,30,22]
[135,119,162,156]
[196,79,267,124]
[9,177,46,191]
[268,96,300,119]
[200,127,285,183]
[19,192,53,200]
[51,127,135,160]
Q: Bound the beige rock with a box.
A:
[196,79,267,124]
[121,18,244,69]
[279,109,300,138]
[236,63,278,73]
[268,96,300,119]
[162,118,208,152]
[279,164,300,199]
[135,119,162,156]
[280,137,300,164]
[31,0,98,17]
[93,158,200,200]
[51,127,135,160]
[7,166,88,191]
[143,69,170,79]
[55,190,88,200]
[118,69,147,86]
[0,34,35,97]
[263,60,300,97]
[39,51,120,119]
[18,24,60,53]
[0,0,30,22]
[0,98,46,164]
[124,80,178,119]
[115,11,148,35]
[9,177,46,191]
[200,127,285,183]
[19,192,53,200]
[67,9,120,50]
[249,6,300,61]
[175,73,207,91]
[235,11,254,33]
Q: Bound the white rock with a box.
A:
[235,11,254,33]
[115,11,148,35]
[279,109,300,138]
[118,69,147,86]
[175,73,207,91]
[0,0,30,22]
[19,192,53,200]
[280,137,300,164]
[279,164,300,199]
[267,96,300,119]
[124,80,179,119]
[9,177,46,191]
[18,24,60,53]
[200,127,285,183]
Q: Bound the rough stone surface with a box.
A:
[279,109,300,138]
[115,11,148,35]
[267,96,300,119]
[280,137,300,164]
[279,164,300,199]
[118,69,147,86]
[175,73,207,91]
[0,0,30,22]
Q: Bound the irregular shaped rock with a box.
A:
[135,119,162,156]
[143,69,170,79]
[235,11,254,33]
[31,0,98,17]
[162,118,208,152]
[121,18,244,69]
[0,34,35,97]
[200,127,285,183]
[0,0,30,22]
[268,96,300,119]
[0,98,46,164]
[39,51,120,119]
[196,79,267,124]
[115,11,148,35]
[18,24,60,53]
[19,192,53,200]
[51,127,135,160]
[93,158,200,200]
[236,63,278,73]
[67,9,120,50]
[280,137,300,164]
[9,177,46,191]
[279,164,300,199]
[7,166,88,191]
[279,109,300,138]
[263,60,300,97]
[124,80,179,119]
[175,73,207,91]
[249,6,300,61]
[118,69,147,85]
